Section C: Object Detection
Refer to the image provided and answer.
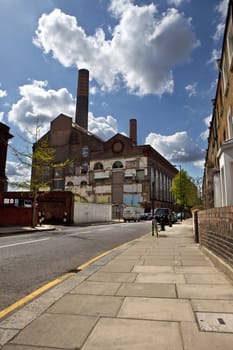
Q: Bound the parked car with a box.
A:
[154,208,170,225]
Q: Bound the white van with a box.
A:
[123,207,144,222]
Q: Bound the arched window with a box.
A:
[112,161,123,169]
[94,162,104,170]
[66,181,74,187]
[80,181,87,187]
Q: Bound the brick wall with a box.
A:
[198,207,233,268]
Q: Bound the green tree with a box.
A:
[170,169,199,208]
[10,132,72,227]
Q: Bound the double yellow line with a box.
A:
[0,240,131,320]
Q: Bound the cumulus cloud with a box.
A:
[145,131,205,164]
[0,86,7,122]
[6,161,31,190]
[0,88,7,98]
[88,112,118,140]
[185,82,197,97]
[200,114,212,140]
[33,1,199,96]
[7,80,75,138]
[167,0,190,7]
[213,0,228,41]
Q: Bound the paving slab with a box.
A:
[70,281,121,296]
[88,271,137,283]
[175,266,218,274]
[47,293,124,317]
[118,297,195,321]
[100,262,135,272]
[181,321,233,350]
[184,273,230,284]
[2,346,62,350]
[81,318,183,350]
[116,282,177,298]
[136,272,185,283]
[132,265,174,273]
[10,313,98,349]
[143,258,181,266]
[177,284,233,299]
[191,299,233,312]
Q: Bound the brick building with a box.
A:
[203,0,233,208]
[33,69,177,215]
[0,122,13,191]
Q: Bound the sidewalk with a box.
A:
[1,219,233,349]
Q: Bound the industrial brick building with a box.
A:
[33,69,177,216]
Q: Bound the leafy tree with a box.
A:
[10,131,72,227]
[170,169,199,208]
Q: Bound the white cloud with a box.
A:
[6,160,31,190]
[33,1,199,96]
[7,80,75,139]
[185,82,197,97]
[200,114,212,140]
[145,131,205,164]
[167,0,190,7]
[213,0,228,41]
[207,48,221,68]
[0,112,4,121]
[88,112,118,140]
[0,88,7,98]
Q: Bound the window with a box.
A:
[227,14,233,69]
[66,163,75,176]
[94,162,104,170]
[136,169,144,180]
[54,167,64,178]
[66,181,74,187]
[227,106,233,140]
[81,161,89,174]
[82,145,89,158]
[112,161,123,169]
[222,55,229,93]
[80,181,87,187]
[53,179,64,190]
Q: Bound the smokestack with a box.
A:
[129,118,137,146]
[75,69,89,130]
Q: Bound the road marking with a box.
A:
[77,240,131,270]
[0,237,50,249]
[0,232,149,320]
[0,272,74,320]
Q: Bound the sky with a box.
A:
[0,0,229,186]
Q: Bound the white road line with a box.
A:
[0,237,50,249]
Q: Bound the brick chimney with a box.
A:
[129,118,137,146]
[75,69,89,130]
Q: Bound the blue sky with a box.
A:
[0,0,228,185]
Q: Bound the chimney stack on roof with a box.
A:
[75,69,89,130]
[129,118,137,146]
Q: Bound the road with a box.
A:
[0,221,152,311]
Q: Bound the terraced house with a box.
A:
[203,0,233,208]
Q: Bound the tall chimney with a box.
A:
[75,69,89,130]
[129,118,137,146]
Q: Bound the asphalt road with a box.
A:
[0,221,152,311]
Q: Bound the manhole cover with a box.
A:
[196,312,233,333]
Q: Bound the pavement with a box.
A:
[0,218,233,349]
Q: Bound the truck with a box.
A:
[123,207,144,222]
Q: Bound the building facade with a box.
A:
[0,122,13,191]
[203,0,233,208]
[33,69,177,215]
